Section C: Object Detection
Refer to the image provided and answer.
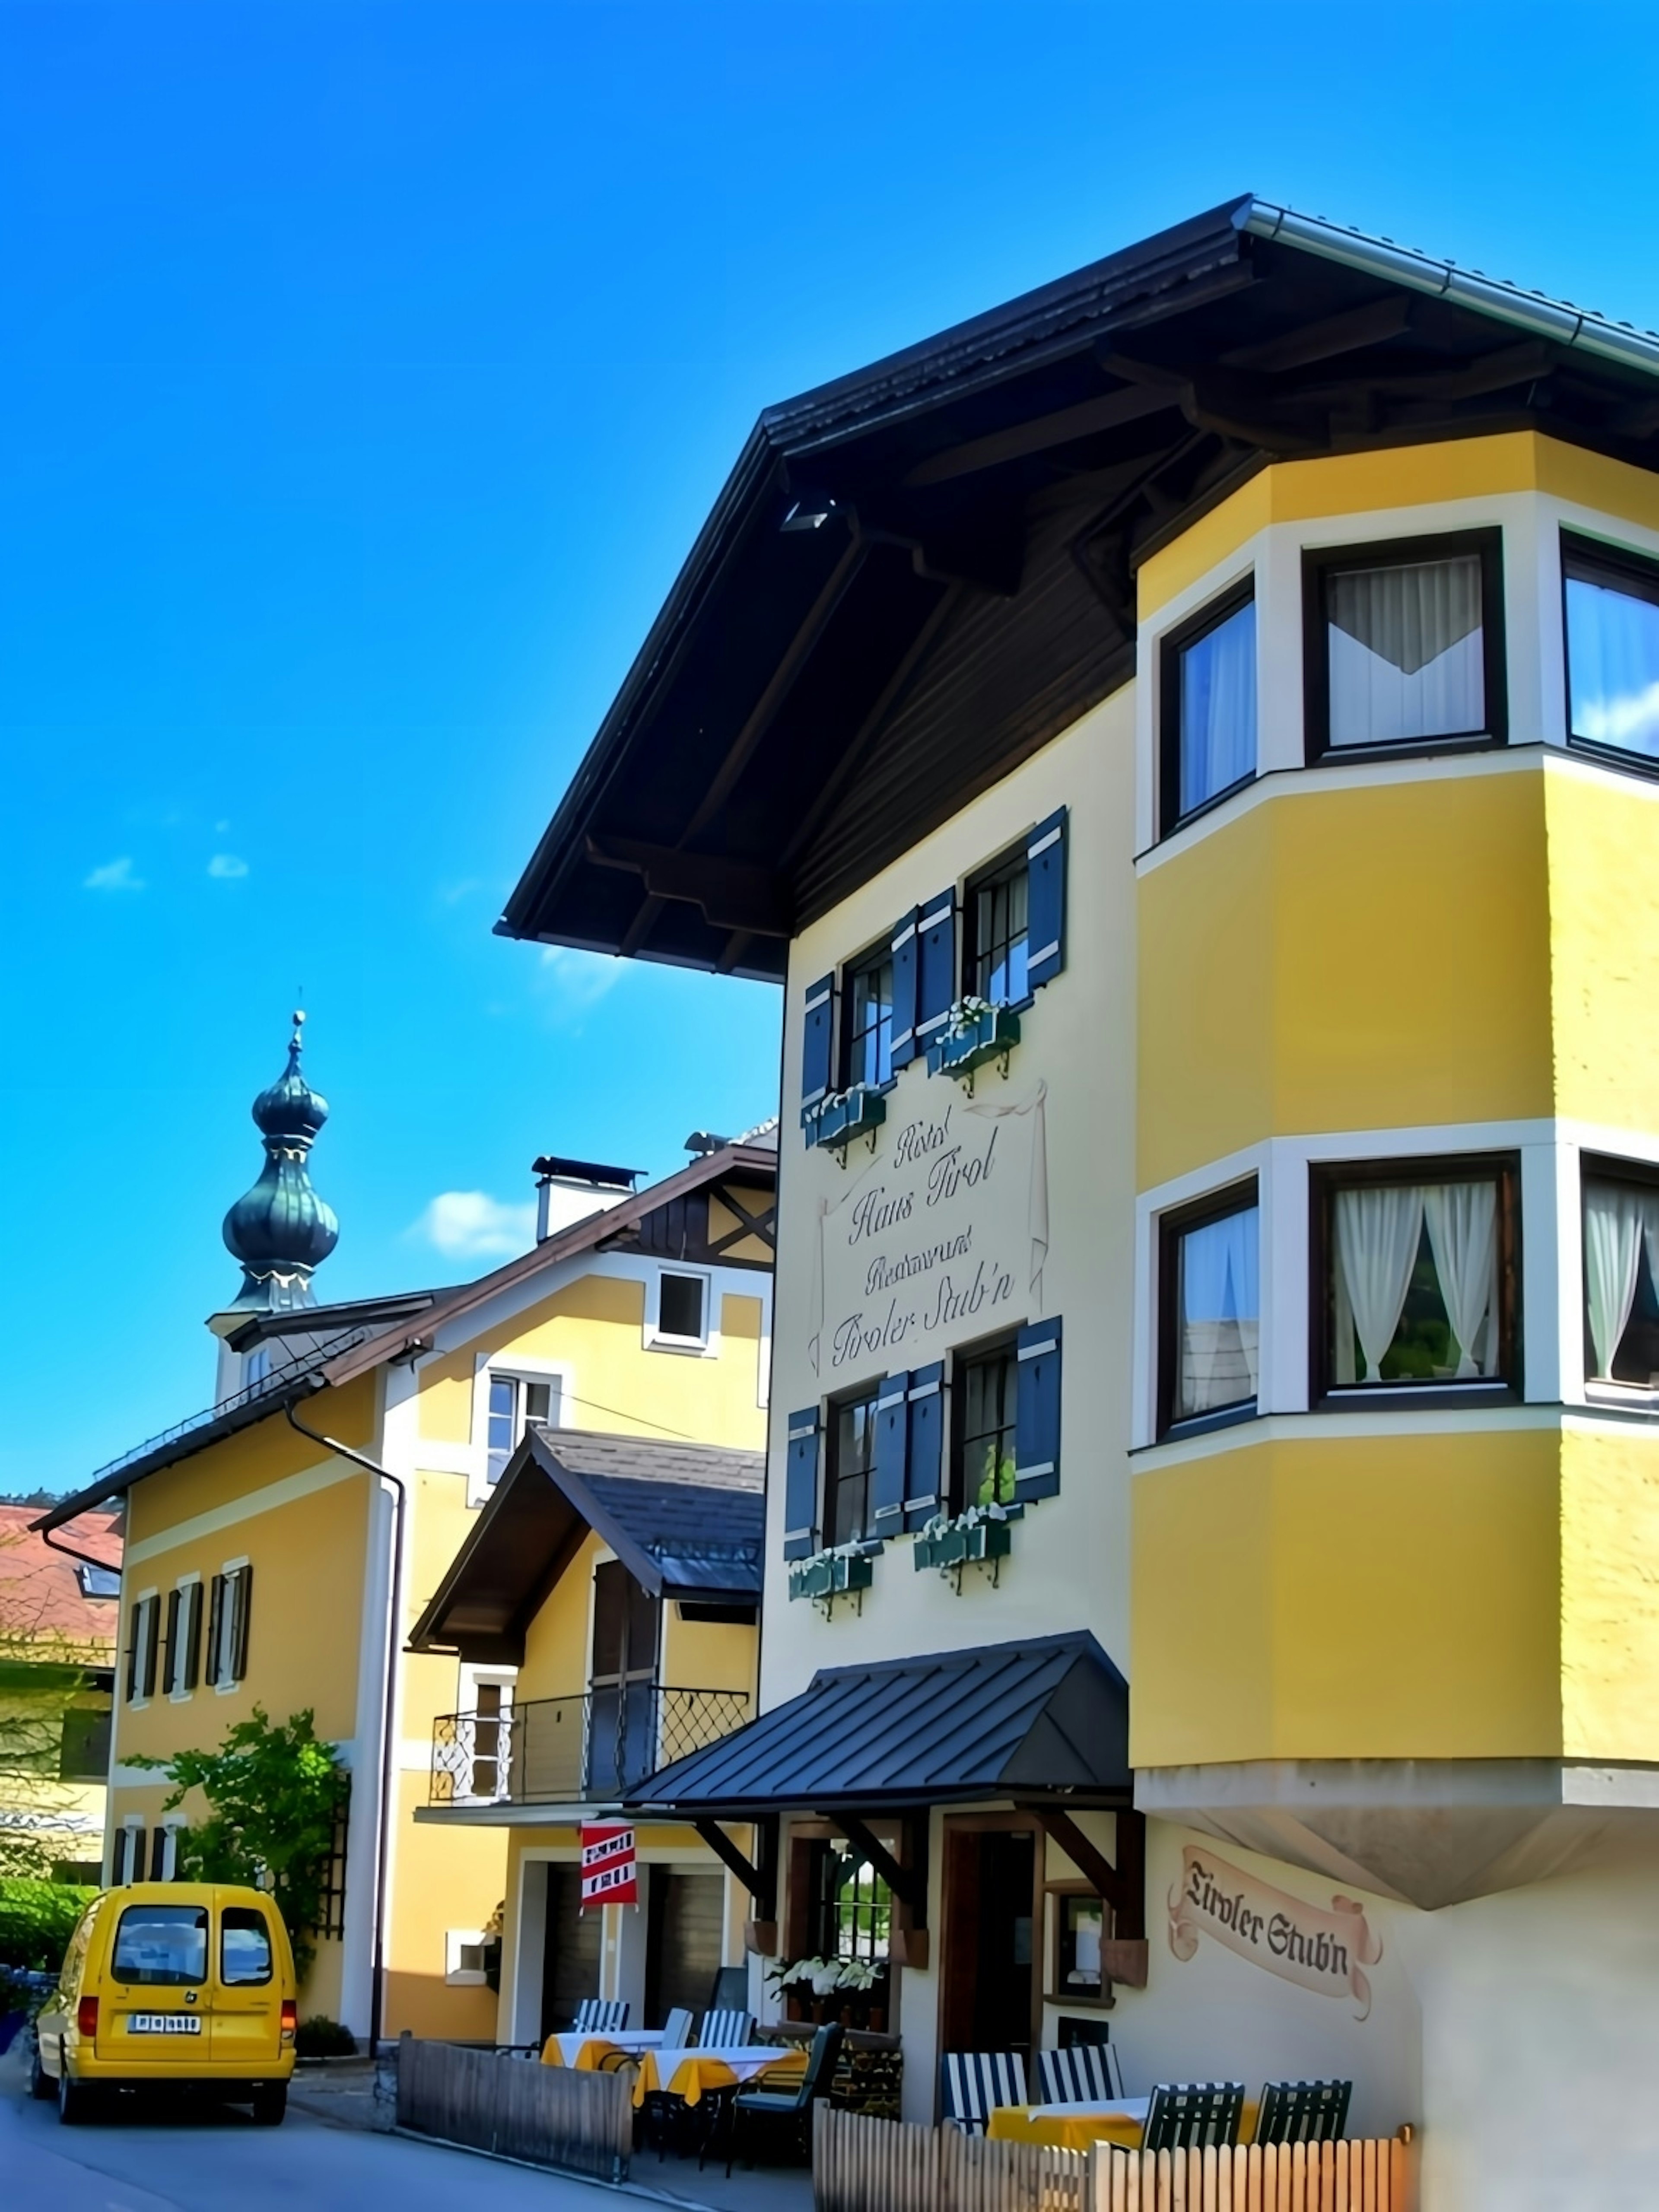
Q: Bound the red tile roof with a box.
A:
[0,1505,121,1659]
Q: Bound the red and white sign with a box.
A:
[579,1824,638,1910]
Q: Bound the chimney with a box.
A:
[531,1154,643,1242]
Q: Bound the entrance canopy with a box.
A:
[627,1630,1130,1815]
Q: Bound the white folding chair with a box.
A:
[1037,2040,1125,2104]
[940,2050,1028,2134]
[573,1998,630,2034]
[661,2007,695,2050]
[698,2007,754,2047]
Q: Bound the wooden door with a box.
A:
[939,1819,1040,2064]
[540,1866,602,2036]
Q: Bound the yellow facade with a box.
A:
[106,1206,769,2040]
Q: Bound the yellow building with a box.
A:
[495,201,1659,2202]
[38,1018,775,2045]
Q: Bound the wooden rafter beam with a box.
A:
[1221,294,1414,374]
[1022,1805,1146,1942]
[693,1818,777,1918]
[588,836,791,936]
[833,1814,927,1921]
[902,382,1180,489]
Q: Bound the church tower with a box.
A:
[219,1010,340,1313]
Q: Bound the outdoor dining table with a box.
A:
[540,2037,809,2110]
[539,2028,665,2070]
[987,2095,1261,2155]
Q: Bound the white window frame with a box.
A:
[114,1815,146,1885]
[166,1573,203,1702]
[445,1928,490,1986]
[210,1557,251,1694]
[645,1265,716,1356]
[468,1355,569,1508]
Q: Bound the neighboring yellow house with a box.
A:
[37,1018,776,2045]
[407,1422,763,2042]
[492,198,1659,2200]
[0,1504,120,1882]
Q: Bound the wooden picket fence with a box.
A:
[814,2106,1414,2212]
[395,2035,632,2182]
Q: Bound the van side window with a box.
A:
[221,1907,273,1986]
[113,1904,207,1985]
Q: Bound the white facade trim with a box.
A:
[122,1457,353,1567]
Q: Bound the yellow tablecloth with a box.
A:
[632,2045,808,2110]
[541,2035,627,2072]
[988,2099,1260,2155]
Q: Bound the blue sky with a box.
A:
[5,0,1658,1497]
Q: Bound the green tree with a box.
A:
[0,1527,98,1884]
[133,1708,349,1980]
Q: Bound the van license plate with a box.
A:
[129,2013,201,2035]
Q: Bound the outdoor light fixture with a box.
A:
[781,489,841,531]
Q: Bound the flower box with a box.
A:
[788,1549,875,1604]
[913,1517,1013,1572]
[927,1003,1020,1084]
[801,1084,887,1152]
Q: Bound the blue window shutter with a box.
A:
[916,890,957,1052]
[1014,1319,1062,1502]
[890,909,920,1070]
[783,1408,822,1560]
[800,973,836,1126]
[871,1371,910,1538]
[904,1361,946,1528]
[1027,807,1068,990]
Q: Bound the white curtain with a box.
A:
[1180,599,1257,812]
[1335,1186,1424,1382]
[1328,554,1484,747]
[1177,1205,1259,1418]
[1566,574,1659,759]
[1584,1180,1649,1379]
[1423,1182,1497,1378]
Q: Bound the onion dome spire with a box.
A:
[221,1011,340,1312]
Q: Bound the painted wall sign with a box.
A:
[807,1082,1049,1376]
[579,1823,637,1910]
[1168,1846,1382,2019]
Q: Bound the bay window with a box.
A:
[1563,534,1659,764]
[1158,1185,1259,1433]
[1314,1158,1517,1397]
[1160,583,1257,832]
[1582,1164,1659,1391]
[1304,530,1505,757]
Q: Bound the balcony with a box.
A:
[429,1684,750,1809]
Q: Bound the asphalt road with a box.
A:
[0,2045,652,2212]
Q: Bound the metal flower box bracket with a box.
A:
[912,1512,1018,1592]
[927,1006,1020,1093]
[801,1085,887,1162]
[788,1548,876,1617]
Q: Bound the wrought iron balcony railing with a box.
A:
[429,1684,750,1808]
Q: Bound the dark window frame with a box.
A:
[1157,1178,1261,1440]
[839,934,898,1093]
[947,1330,1021,1515]
[657,1271,708,1343]
[1308,1152,1522,1408]
[1302,527,1508,764]
[1159,576,1257,838]
[1560,530,1659,778]
[1579,1150,1659,1396]
[962,839,1033,1012]
[824,1381,881,1549]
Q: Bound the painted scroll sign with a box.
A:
[1169,1847,1384,2020]
[808,1084,1049,1377]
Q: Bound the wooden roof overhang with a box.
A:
[500,196,1659,981]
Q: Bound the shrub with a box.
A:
[0,1879,96,1973]
[295,2015,357,2058]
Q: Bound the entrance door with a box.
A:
[587,1561,661,1795]
[643,1869,724,2028]
[940,1824,1037,2064]
[540,1866,602,2037]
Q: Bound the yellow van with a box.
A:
[31,1882,298,2125]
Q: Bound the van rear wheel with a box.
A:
[57,2063,94,2126]
[29,2039,55,2100]
[251,2084,287,2126]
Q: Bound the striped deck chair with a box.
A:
[1037,2040,1125,2104]
[1255,2079,1352,2145]
[573,1998,630,2034]
[1144,2082,1245,2153]
[698,2008,754,2047]
[941,2050,1028,2134]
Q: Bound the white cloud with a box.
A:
[412,1190,538,1261]
[537,944,624,1017]
[437,877,482,907]
[83,856,144,892]
[207,853,250,880]
[215,820,231,833]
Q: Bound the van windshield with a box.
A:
[112,1904,208,1986]
[221,1907,273,1986]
